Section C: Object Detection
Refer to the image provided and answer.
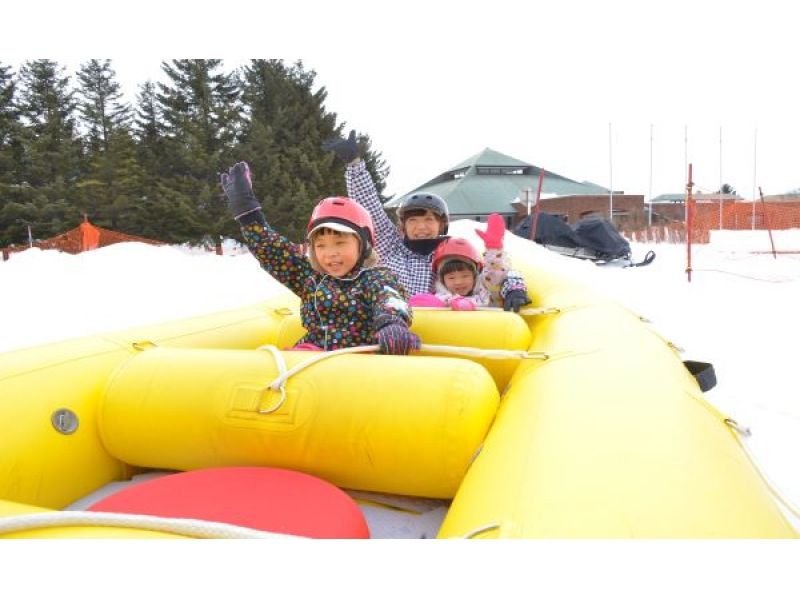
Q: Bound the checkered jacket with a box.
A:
[345,160,529,299]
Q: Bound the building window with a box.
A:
[476,167,528,175]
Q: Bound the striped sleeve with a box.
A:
[345,160,403,260]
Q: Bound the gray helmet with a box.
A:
[397,192,449,234]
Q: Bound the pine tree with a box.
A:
[237,59,389,242]
[0,62,22,245]
[0,62,19,183]
[76,59,131,151]
[155,59,242,241]
[74,59,140,229]
[13,59,82,238]
[133,81,166,176]
[717,183,738,197]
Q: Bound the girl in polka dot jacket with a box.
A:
[221,161,420,355]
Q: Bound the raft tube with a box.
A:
[436,241,797,538]
[99,347,499,498]
[0,246,796,538]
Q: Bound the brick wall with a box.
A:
[649,203,686,223]
[511,194,645,229]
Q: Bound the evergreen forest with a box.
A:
[0,59,389,247]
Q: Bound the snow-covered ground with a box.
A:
[2,222,799,594]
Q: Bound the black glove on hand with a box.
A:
[220,161,260,220]
[376,323,421,356]
[503,289,531,313]
[322,129,359,162]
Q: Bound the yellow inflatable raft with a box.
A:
[0,246,796,539]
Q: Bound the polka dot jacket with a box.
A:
[239,213,413,351]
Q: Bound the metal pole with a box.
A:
[608,122,613,222]
[648,124,653,227]
[719,125,723,230]
[751,128,758,230]
[684,124,688,225]
[686,163,694,283]
[27,225,33,248]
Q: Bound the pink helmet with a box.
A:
[307,196,376,250]
[432,237,483,273]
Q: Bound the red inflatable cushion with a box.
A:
[88,467,369,539]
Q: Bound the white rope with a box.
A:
[725,419,800,524]
[257,343,550,398]
[460,523,501,539]
[411,306,560,316]
[419,344,549,361]
[258,345,289,414]
[0,511,301,539]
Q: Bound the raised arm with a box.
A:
[221,161,312,295]
[323,130,403,258]
[476,213,531,312]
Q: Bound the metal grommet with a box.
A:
[51,408,79,435]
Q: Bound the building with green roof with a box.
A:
[385,147,611,220]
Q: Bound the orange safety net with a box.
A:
[2,218,165,261]
[627,201,800,247]
[79,220,101,251]
[693,200,800,233]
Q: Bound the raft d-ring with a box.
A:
[667,340,685,353]
[132,340,158,351]
[258,385,287,414]
[724,418,752,437]
[273,307,294,316]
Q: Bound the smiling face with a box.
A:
[441,262,477,296]
[402,209,444,240]
[311,228,361,277]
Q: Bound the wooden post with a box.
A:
[758,187,778,259]
[529,168,546,242]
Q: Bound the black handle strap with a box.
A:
[684,360,716,392]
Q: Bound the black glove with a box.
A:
[322,129,359,162]
[503,289,530,313]
[376,323,421,356]
[220,161,260,220]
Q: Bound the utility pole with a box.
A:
[648,124,653,227]
[608,122,613,222]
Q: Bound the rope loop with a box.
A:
[258,345,289,414]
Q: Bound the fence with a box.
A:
[623,201,800,250]
[2,218,164,261]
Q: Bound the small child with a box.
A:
[323,130,531,312]
[416,213,523,311]
[221,161,420,355]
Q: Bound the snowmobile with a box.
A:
[513,212,655,267]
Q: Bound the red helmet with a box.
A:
[432,237,483,273]
[307,197,376,249]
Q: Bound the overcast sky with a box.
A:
[6,1,797,201]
